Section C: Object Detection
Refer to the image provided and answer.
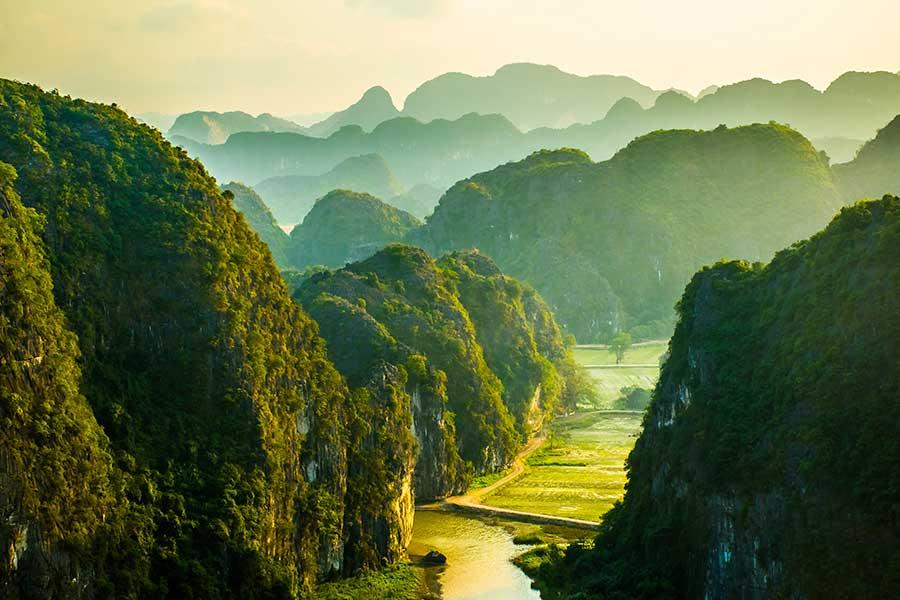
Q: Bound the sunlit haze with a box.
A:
[1,0,898,116]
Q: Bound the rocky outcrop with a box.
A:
[298,292,467,502]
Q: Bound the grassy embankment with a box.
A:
[313,563,428,599]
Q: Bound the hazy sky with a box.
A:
[1,0,898,117]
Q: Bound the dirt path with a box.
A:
[451,435,545,506]
[441,434,601,530]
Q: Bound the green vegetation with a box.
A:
[287,189,420,270]
[222,181,291,266]
[0,78,424,597]
[298,245,591,479]
[415,125,842,341]
[0,162,121,593]
[583,367,659,409]
[512,532,547,545]
[513,544,566,582]
[571,341,667,366]
[313,563,424,600]
[569,341,666,409]
[469,467,513,490]
[608,332,633,364]
[483,412,642,521]
[178,70,900,197]
[617,386,652,411]
[835,114,900,201]
[535,196,900,599]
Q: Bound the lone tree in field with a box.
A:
[610,332,633,365]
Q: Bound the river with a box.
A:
[409,508,542,600]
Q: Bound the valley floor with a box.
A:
[479,411,643,522]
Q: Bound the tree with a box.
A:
[609,332,633,365]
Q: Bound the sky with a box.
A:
[1,0,898,118]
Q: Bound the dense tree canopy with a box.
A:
[414,125,842,342]
[0,78,416,598]
[529,196,900,599]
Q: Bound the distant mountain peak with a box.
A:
[360,85,393,102]
[304,85,400,137]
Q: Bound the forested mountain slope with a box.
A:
[221,181,290,267]
[297,246,591,480]
[0,79,420,597]
[835,114,900,201]
[287,190,420,270]
[0,163,120,596]
[255,153,404,223]
[414,124,842,342]
[529,196,900,599]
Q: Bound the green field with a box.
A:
[314,563,426,599]
[481,412,643,522]
[572,340,667,408]
[571,340,668,366]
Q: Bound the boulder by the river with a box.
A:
[423,550,447,565]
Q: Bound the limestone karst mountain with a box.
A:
[413,124,842,342]
[255,153,405,224]
[834,114,900,201]
[304,85,401,138]
[287,189,420,269]
[168,110,305,144]
[531,196,900,599]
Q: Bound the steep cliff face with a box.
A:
[438,250,584,430]
[0,79,419,597]
[415,125,843,342]
[540,196,900,599]
[298,245,590,493]
[299,292,465,503]
[0,163,119,597]
[296,245,508,478]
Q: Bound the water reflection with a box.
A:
[409,509,542,600]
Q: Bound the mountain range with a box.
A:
[254,153,404,224]
[412,124,845,342]
[171,69,900,203]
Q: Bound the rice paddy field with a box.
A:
[481,412,644,522]
[573,340,668,408]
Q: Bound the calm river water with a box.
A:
[409,509,542,600]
